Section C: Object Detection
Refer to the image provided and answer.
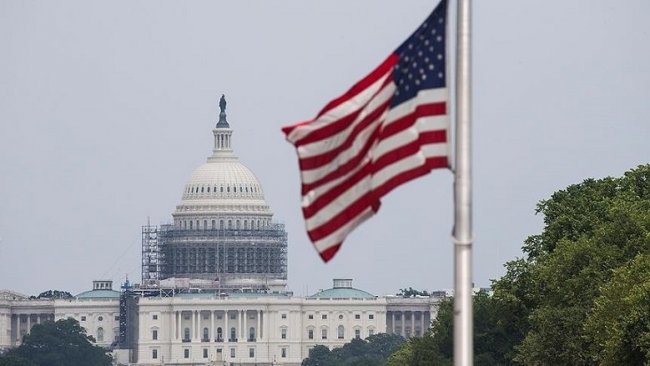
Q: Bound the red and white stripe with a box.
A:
[283,55,449,262]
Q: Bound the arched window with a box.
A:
[211,220,216,229]
[338,325,345,339]
[221,186,224,193]
[236,220,240,229]
[97,327,104,342]
[244,220,248,229]
[203,220,207,230]
[220,220,224,230]
[203,327,209,341]
[228,220,232,229]
[184,328,190,341]
[217,327,223,341]
[230,327,236,341]
[207,186,210,192]
[201,186,204,193]
[249,327,256,341]
[189,221,193,229]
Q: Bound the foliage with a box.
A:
[0,318,112,366]
[388,291,516,366]
[397,287,430,297]
[301,333,404,366]
[491,164,650,365]
[28,290,73,300]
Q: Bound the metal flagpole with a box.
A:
[453,0,473,365]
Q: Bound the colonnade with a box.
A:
[388,310,428,338]
[11,313,54,342]
[170,309,263,343]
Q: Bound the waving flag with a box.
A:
[283,0,449,262]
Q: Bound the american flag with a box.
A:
[283,0,449,262]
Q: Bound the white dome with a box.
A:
[181,160,267,203]
[173,113,273,220]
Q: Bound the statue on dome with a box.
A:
[219,94,227,113]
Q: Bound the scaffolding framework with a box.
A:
[141,222,288,290]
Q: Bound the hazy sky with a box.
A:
[1,1,649,297]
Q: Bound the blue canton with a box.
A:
[391,0,447,107]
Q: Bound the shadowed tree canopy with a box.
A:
[28,290,73,300]
[0,318,112,366]
[301,333,404,366]
[396,287,430,298]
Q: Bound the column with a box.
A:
[177,311,181,340]
[240,310,244,341]
[224,311,229,342]
[391,312,395,334]
[191,311,196,340]
[257,310,261,341]
[172,311,176,341]
[411,311,415,338]
[211,311,215,341]
[420,311,425,334]
[243,310,248,341]
[26,314,30,335]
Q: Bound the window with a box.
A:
[152,329,158,340]
[308,314,314,320]
[230,327,236,341]
[81,316,86,321]
[369,314,375,320]
[203,348,209,358]
[184,349,190,359]
[217,327,223,340]
[97,327,104,342]
[338,325,344,339]
[115,316,120,321]
[281,347,287,358]
[355,329,361,339]
[203,327,209,341]
[369,329,375,336]
[212,220,216,229]
[152,349,158,359]
[322,314,327,320]
[230,348,236,358]
[152,314,158,320]
[249,348,255,358]
[249,327,256,341]
[98,316,103,322]
[281,313,287,319]
[339,314,344,320]
[203,220,207,229]
[355,314,361,320]
[308,329,314,340]
[322,328,328,340]
[281,327,287,339]
[184,328,190,341]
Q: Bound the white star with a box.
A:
[405,85,410,91]
[408,73,413,79]
[429,46,434,52]
[422,74,427,80]
[415,79,420,85]
[437,54,443,60]
[438,72,443,78]
[439,17,444,24]
[412,62,417,68]
[436,35,442,42]
[408,44,413,50]
[418,51,423,57]
[425,57,430,63]
[424,40,430,46]
[429,64,435,70]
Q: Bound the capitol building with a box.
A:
[0,96,442,365]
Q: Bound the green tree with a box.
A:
[397,287,430,297]
[28,290,73,300]
[492,165,650,365]
[302,334,404,366]
[584,253,650,365]
[0,318,112,366]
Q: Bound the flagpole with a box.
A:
[453,0,473,365]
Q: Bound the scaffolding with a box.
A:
[141,222,160,287]
[141,221,288,291]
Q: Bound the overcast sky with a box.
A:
[1,0,649,297]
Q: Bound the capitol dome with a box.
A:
[173,95,273,228]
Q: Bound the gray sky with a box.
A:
[1,0,649,297]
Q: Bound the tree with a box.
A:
[396,287,430,297]
[302,334,404,366]
[492,164,650,365]
[0,318,112,366]
[28,290,73,300]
